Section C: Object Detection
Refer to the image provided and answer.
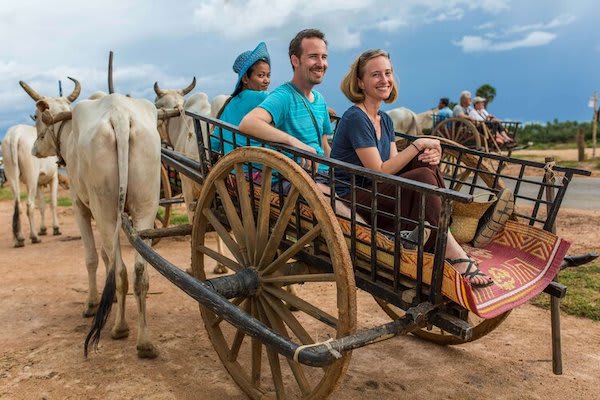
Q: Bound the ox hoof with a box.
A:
[213,263,228,274]
[39,227,48,236]
[111,327,130,340]
[31,237,42,244]
[53,227,62,236]
[82,305,98,318]
[137,344,159,359]
[14,240,25,248]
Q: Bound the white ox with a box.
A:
[154,80,229,273]
[386,107,437,135]
[20,79,161,359]
[1,125,62,247]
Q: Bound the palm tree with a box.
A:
[476,84,497,105]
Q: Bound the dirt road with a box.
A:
[1,196,599,400]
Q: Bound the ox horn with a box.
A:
[157,108,181,121]
[180,77,196,96]
[41,110,72,125]
[108,51,115,94]
[66,77,81,103]
[154,81,165,98]
[19,81,43,102]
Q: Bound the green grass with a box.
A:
[57,196,72,207]
[0,186,12,201]
[170,211,189,225]
[531,263,600,321]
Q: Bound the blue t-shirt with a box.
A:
[259,82,332,173]
[211,90,269,154]
[437,106,453,121]
[331,105,395,197]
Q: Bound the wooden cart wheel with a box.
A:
[153,163,172,245]
[374,298,511,344]
[191,147,357,400]
[431,117,482,151]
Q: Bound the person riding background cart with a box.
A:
[468,96,514,145]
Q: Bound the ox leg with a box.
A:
[9,180,25,247]
[213,234,228,274]
[110,253,130,340]
[132,214,158,358]
[26,186,41,244]
[73,200,100,317]
[36,186,48,236]
[50,174,61,236]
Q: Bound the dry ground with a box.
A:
[1,185,599,399]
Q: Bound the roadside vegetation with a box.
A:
[531,263,600,321]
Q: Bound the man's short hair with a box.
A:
[459,90,471,100]
[288,28,327,61]
[439,97,449,107]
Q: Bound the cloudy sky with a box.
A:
[1,0,599,140]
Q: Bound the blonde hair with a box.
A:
[340,49,397,104]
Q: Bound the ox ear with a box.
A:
[36,100,50,113]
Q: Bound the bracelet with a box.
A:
[410,142,421,152]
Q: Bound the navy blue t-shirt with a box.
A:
[330,105,395,197]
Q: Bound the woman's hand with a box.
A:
[414,138,441,154]
[417,147,441,165]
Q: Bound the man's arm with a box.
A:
[239,108,316,154]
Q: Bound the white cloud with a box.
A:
[454,30,556,52]
[507,14,576,34]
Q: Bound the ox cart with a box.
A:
[122,111,595,399]
[430,114,523,157]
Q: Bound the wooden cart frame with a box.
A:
[122,111,595,399]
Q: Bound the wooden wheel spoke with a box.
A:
[256,300,286,399]
[258,297,312,396]
[261,273,335,285]
[254,165,273,265]
[263,285,338,329]
[197,244,242,272]
[202,208,245,266]
[263,292,314,345]
[250,300,262,387]
[258,186,300,269]
[215,179,250,265]
[228,300,251,362]
[260,224,322,275]
[235,163,258,261]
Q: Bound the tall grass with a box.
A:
[531,263,600,321]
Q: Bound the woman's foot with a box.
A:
[494,133,505,145]
[446,258,494,288]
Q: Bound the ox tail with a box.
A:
[84,111,131,357]
[8,131,22,241]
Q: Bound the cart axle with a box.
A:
[204,268,260,299]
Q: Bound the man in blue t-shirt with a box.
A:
[240,28,332,172]
[240,28,361,221]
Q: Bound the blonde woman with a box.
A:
[331,49,493,288]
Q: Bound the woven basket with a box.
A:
[451,192,497,244]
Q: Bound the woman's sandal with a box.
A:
[446,257,494,288]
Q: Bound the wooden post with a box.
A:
[592,93,598,159]
[577,128,586,162]
[544,156,562,375]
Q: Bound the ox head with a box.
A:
[153,77,196,109]
[19,77,80,158]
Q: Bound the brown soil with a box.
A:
[1,189,599,400]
